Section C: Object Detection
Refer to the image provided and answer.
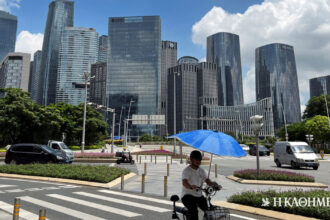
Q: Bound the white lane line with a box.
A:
[20,196,105,220]
[47,194,141,218]
[0,177,64,185]
[57,185,80,188]
[5,189,24,193]
[0,185,16,188]
[74,192,170,213]
[42,187,59,190]
[25,188,43,191]
[99,189,184,207]
[230,214,257,220]
[0,201,44,220]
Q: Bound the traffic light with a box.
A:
[250,115,264,133]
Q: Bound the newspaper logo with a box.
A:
[261,197,330,207]
[261,198,270,207]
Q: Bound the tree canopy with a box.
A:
[303,94,330,119]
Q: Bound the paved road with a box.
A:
[0,177,272,220]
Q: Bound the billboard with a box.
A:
[132,115,148,124]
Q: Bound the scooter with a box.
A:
[116,151,135,164]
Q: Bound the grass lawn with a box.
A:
[0,164,129,183]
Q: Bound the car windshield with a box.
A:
[60,142,69,149]
[41,145,56,154]
[292,145,314,153]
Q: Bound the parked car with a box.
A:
[249,145,270,156]
[5,144,69,165]
[239,144,250,153]
[48,140,74,162]
[274,141,319,170]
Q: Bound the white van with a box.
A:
[274,141,319,170]
[48,140,74,163]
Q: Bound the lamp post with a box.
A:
[118,106,124,138]
[125,100,135,146]
[81,72,94,153]
[250,115,264,178]
[281,94,289,141]
[306,134,314,148]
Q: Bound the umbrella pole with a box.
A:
[207,154,213,179]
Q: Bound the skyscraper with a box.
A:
[0,10,17,62]
[29,50,43,104]
[39,0,74,106]
[160,41,177,137]
[207,32,244,106]
[256,43,301,130]
[98,35,108,63]
[90,62,107,106]
[310,75,330,98]
[178,56,198,65]
[107,16,161,135]
[55,27,98,105]
[0,52,31,92]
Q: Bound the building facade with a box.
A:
[98,35,108,63]
[310,75,330,98]
[207,32,244,106]
[90,62,107,106]
[0,10,17,62]
[39,0,74,105]
[160,41,177,136]
[55,27,98,105]
[256,43,301,130]
[29,50,43,103]
[0,52,31,92]
[107,16,161,136]
[178,56,198,65]
[202,98,275,137]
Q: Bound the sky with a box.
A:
[1,0,330,113]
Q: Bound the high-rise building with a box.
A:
[178,56,198,65]
[39,0,74,106]
[55,27,98,105]
[98,35,108,63]
[160,41,177,137]
[168,64,198,135]
[310,75,330,98]
[107,16,161,136]
[256,43,301,130]
[90,62,107,106]
[0,10,17,62]
[29,50,43,104]
[207,32,244,106]
[0,52,31,92]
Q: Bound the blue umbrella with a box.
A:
[169,130,246,177]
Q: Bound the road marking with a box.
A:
[0,177,64,185]
[0,185,16,188]
[57,185,80,188]
[74,191,170,213]
[230,214,257,220]
[47,194,141,218]
[20,196,105,220]
[5,189,24,193]
[99,189,184,207]
[42,186,59,190]
[0,201,44,220]
[25,188,43,191]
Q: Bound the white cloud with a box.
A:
[243,66,255,104]
[0,0,20,12]
[301,105,306,116]
[192,0,330,105]
[15,31,43,60]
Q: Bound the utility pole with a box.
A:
[250,115,264,178]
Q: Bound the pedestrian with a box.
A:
[139,143,142,148]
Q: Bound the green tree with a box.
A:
[277,121,306,141]
[303,94,330,119]
[305,115,330,143]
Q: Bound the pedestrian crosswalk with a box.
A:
[0,183,80,194]
[0,189,181,219]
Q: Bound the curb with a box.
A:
[0,157,117,163]
[0,172,136,188]
[212,201,318,220]
[227,176,328,188]
[319,159,330,163]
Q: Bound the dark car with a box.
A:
[249,145,270,156]
[5,144,69,165]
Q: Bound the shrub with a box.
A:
[69,146,80,150]
[234,169,315,182]
[0,164,129,183]
[228,190,330,219]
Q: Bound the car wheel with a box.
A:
[275,160,281,167]
[10,160,17,165]
[291,161,299,169]
[313,166,318,170]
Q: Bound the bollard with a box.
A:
[155,155,157,164]
[39,209,46,220]
[164,176,168,197]
[166,155,168,163]
[145,155,147,159]
[170,156,172,165]
[12,198,20,220]
[151,155,153,162]
[139,156,141,164]
[121,172,124,191]
[215,164,218,178]
[141,174,145,193]
[144,163,147,175]
[167,163,170,176]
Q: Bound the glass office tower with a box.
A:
[207,32,244,106]
[39,0,74,106]
[98,35,108,63]
[107,16,161,136]
[256,43,301,130]
[29,50,43,104]
[56,27,98,105]
[310,75,330,98]
[0,10,17,62]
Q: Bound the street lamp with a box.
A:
[306,134,314,147]
[250,115,264,178]
[97,105,115,153]
[118,106,124,138]
[124,100,135,147]
[81,72,95,153]
[173,72,180,155]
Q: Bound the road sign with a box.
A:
[320,150,324,159]
[132,115,148,125]
[150,115,165,125]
